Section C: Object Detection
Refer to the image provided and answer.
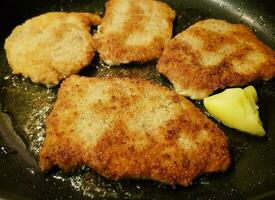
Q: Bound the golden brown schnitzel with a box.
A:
[39,75,230,186]
[93,0,175,65]
[157,19,275,99]
[4,12,101,86]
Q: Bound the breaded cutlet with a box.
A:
[157,19,275,99]
[39,75,230,186]
[4,12,101,86]
[93,0,175,65]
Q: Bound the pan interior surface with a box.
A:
[0,0,275,199]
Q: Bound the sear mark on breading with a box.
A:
[157,19,275,99]
[4,12,101,86]
[93,0,176,65]
[39,75,230,186]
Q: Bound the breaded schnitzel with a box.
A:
[157,19,275,99]
[93,0,175,65]
[39,75,230,186]
[4,12,101,86]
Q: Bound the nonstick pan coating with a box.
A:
[0,0,275,199]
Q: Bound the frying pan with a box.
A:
[0,0,275,199]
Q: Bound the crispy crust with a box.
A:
[157,19,275,99]
[4,12,101,86]
[39,75,230,186]
[93,0,175,65]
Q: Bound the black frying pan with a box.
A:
[0,0,275,199]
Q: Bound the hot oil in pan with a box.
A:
[0,46,266,199]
